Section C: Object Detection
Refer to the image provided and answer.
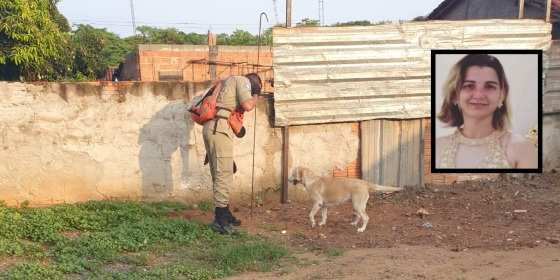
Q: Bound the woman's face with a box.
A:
[456,66,503,121]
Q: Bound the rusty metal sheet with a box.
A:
[273,19,552,126]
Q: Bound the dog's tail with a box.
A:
[368,184,403,193]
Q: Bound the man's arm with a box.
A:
[241,95,257,111]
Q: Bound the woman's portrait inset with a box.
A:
[433,52,540,170]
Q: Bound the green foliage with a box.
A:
[210,239,288,274]
[325,247,344,257]
[217,29,258,45]
[5,263,63,280]
[136,26,207,45]
[0,200,289,279]
[50,219,210,274]
[71,24,134,79]
[0,239,44,258]
[412,16,428,21]
[296,18,320,27]
[47,0,70,32]
[95,263,224,280]
[197,200,213,212]
[0,0,70,80]
[332,20,372,27]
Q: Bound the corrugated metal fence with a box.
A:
[273,19,552,187]
[273,19,551,126]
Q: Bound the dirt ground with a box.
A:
[172,172,560,280]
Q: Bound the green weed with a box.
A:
[197,200,213,212]
[325,248,344,257]
[0,199,289,279]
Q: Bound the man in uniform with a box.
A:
[203,73,261,234]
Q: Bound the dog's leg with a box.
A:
[350,210,360,226]
[356,209,369,232]
[309,202,321,228]
[319,206,328,226]
[353,195,369,232]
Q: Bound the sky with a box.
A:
[57,0,444,38]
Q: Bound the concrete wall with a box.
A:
[0,81,360,206]
[543,113,560,170]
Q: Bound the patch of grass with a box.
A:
[0,200,289,279]
[197,200,213,212]
[210,238,288,275]
[324,248,344,257]
[94,263,224,280]
[116,252,151,266]
[5,263,63,280]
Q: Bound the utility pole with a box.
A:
[319,0,325,26]
[286,0,292,27]
[130,0,137,35]
[283,0,292,204]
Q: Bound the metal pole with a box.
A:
[286,0,292,28]
[257,12,269,71]
[546,0,552,22]
[519,0,525,19]
[250,12,269,216]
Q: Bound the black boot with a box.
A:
[225,205,241,226]
[210,207,233,234]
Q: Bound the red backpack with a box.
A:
[188,81,223,125]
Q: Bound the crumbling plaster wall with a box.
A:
[543,113,560,171]
[0,81,360,206]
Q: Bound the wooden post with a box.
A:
[519,0,525,19]
[281,126,289,203]
[286,0,292,28]
[282,1,292,203]
[208,31,218,80]
[546,0,552,22]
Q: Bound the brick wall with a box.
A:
[135,45,273,92]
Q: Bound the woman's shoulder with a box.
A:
[503,131,537,165]
[436,132,455,146]
[502,131,534,149]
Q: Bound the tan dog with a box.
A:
[289,167,403,232]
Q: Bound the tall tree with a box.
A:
[135,26,207,45]
[216,29,259,45]
[0,0,69,80]
[48,0,70,32]
[71,24,133,79]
